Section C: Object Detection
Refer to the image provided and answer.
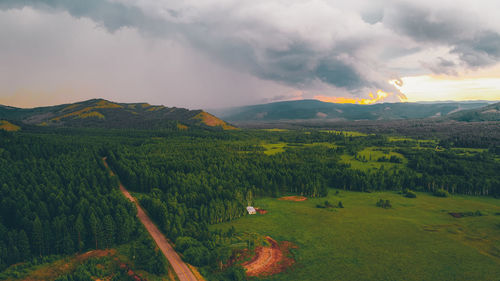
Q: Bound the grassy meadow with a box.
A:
[320,130,369,137]
[340,146,407,171]
[213,190,500,281]
[261,143,288,155]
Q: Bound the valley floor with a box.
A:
[213,190,500,281]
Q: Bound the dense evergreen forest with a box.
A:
[0,127,499,279]
[0,130,163,274]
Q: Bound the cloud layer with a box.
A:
[1,0,499,107]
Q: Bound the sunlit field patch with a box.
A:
[214,190,500,281]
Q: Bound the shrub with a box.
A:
[384,200,392,208]
[404,190,417,198]
[130,235,167,275]
[213,266,246,281]
[183,246,210,266]
[55,258,106,281]
[337,201,344,208]
[389,155,403,163]
[433,189,450,197]
[175,236,202,252]
[376,199,392,209]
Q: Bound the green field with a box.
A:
[320,130,368,137]
[213,190,500,281]
[451,147,488,157]
[340,147,406,171]
[387,136,436,143]
[262,142,341,156]
[261,129,289,132]
[262,143,288,155]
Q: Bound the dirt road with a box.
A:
[103,158,199,281]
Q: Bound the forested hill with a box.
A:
[448,102,500,121]
[0,99,237,130]
[211,100,493,122]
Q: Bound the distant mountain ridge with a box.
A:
[0,99,237,130]
[211,100,497,123]
[447,102,500,121]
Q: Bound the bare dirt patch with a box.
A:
[77,249,115,261]
[242,236,297,277]
[255,208,268,214]
[119,262,144,281]
[20,250,116,281]
[278,196,307,202]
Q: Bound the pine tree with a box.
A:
[103,215,115,248]
[32,217,43,257]
[89,212,99,249]
[62,234,74,255]
[245,190,253,206]
[75,214,85,252]
[18,230,31,260]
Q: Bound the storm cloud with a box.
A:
[383,1,500,70]
[1,0,500,107]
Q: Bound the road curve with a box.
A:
[103,158,199,281]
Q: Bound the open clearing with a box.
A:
[262,143,288,155]
[339,146,407,171]
[320,130,368,137]
[278,196,307,202]
[0,248,168,281]
[12,250,115,281]
[0,120,20,131]
[214,190,500,281]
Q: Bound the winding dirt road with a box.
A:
[103,158,199,281]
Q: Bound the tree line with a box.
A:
[0,132,138,270]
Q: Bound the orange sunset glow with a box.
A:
[315,90,408,104]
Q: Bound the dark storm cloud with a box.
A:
[380,47,422,61]
[1,0,500,105]
[384,3,463,43]
[422,57,457,75]
[384,2,500,69]
[451,31,500,67]
[222,43,367,90]
[0,0,383,94]
[175,23,377,92]
[0,0,167,34]
[315,59,365,90]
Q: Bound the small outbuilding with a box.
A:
[247,206,256,215]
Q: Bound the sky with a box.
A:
[1,0,500,109]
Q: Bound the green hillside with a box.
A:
[449,102,500,121]
[212,100,491,122]
[0,99,237,130]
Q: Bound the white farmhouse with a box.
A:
[246,206,256,215]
